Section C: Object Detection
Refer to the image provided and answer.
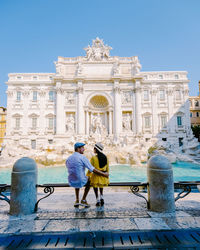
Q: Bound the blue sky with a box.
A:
[0,0,200,107]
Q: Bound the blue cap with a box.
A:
[74,142,85,150]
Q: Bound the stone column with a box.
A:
[22,89,30,136]
[85,110,89,135]
[113,81,122,138]
[56,82,65,135]
[39,89,46,135]
[5,90,14,136]
[108,110,113,135]
[76,81,85,134]
[151,89,158,135]
[132,89,136,134]
[134,80,142,134]
[183,88,191,134]
[167,89,175,133]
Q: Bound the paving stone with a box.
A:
[134,217,171,230]
[176,216,200,229]
[78,218,138,231]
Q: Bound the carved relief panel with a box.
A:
[65,92,75,105]
[122,91,132,104]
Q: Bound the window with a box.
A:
[32,117,37,129]
[49,91,54,101]
[161,116,167,127]
[162,138,167,141]
[16,91,21,101]
[175,74,179,79]
[190,112,193,118]
[31,140,36,149]
[177,116,182,126]
[175,90,181,100]
[197,112,199,117]
[159,90,165,100]
[33,76,38,80]
[195,100,199,107]
[48,139,53,144]
[159,75,163,79]
[48,117,54,129]
[143,90,149,101]
[33,91,37,101]
[144,116,150,128]
[15,117,20,129]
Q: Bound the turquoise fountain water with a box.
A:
[0,162,200,184]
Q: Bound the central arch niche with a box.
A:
[87,95,112,135]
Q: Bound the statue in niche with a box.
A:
[66,92,74,105]
[91,113,104,134]
[122,91,131,104]
[122,113,132,131]
[66,114,75,133]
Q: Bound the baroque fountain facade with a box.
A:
[2,38,200,166]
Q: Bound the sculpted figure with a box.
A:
[66,92,74,105]
[66,114,75,133]
[85,45,93,60]
[113,61,119,75]
[122,91,131,104]
[122,113,132,131]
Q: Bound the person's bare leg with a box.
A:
[75,188,79,202]
[81,185,90,201]
[100,188,103,196]
[100,188,104,206]
[93,187,98,199]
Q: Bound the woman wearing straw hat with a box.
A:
[87,142,109,206]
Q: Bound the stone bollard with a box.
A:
[10,157,37,215]
[147,155,175,212]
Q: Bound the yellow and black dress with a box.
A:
[87,155,109,188]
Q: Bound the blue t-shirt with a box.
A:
[66,152,95,188]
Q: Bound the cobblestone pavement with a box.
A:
[0,187,200,234]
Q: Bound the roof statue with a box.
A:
[84,37,112,61]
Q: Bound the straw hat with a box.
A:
[94,142,104,153]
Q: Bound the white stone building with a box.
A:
[6,38,191,150]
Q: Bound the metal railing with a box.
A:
[1,181,200,212]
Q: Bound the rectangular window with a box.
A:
[161,116,167,127]
[144,116,150,128]
[33,91,37,101]
[144,90,149,101]
[48,117,54,129]
[190,113,193,117]
[31,140,36,149]
[15,117,20,129]
[159,90,165,100]
[48,139,53,144]
[16,91,21,101]
[32,117,37,129]
[49,91,54,102]
[177,116,182,126]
